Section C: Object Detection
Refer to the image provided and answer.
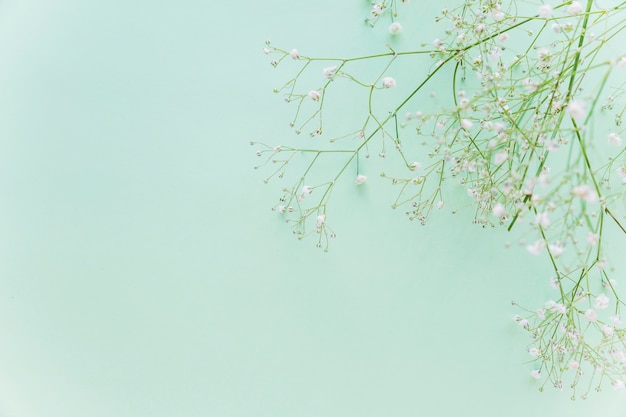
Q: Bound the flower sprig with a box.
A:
[255,0,626,394]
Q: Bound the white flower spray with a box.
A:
[255,0,626,395]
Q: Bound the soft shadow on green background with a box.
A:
[0,1,625,416]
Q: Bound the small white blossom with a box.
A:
[529,347,540,357]
[537,48,552,64]
[538,4,553,18]
[301,185,313,195]
[460,119,473,130]
[618,57,626,69]
[595,294,610,309]
[603,325,615,337]
[523,77,539,92]
[571,184,598,203]
[289,49,299,59]
[613,380,625,390]
[277,205,286,213]
[586,232,598,246]
[611,315,623,326]
[566,100,587,120]
[612,350,626,362]
[530,370,541,379]
[492,203,506,217]
[316,214,326,227]
[519,319,530,330]
[494,151,508,165]
[527,240,545,255]
[536,308,546,319]
[323,66,338,79]
[536,212,550,228]
[437,201,444,209]
[568,1,583,15]
[308,90,321,101]
[548,243,564,257]
[388,21,402,34]
[382,77,396,88]
[554,303,567,314]
[584,308,598,322]
[568,360,580,370]
[551,23,562,33]
[355,174,367,185]
[409,162,422,171]
[608,132,623,147]
[491,8,504,21]
[550,276,560,289]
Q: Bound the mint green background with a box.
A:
[1,1,625,416]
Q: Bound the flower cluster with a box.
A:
[255,0,626,394]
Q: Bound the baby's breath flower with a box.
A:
[409,162,421,171]
[531,370,542,379]
[494,151,508,165]
[308,90,321,101]
[388,22,402,35]
[568,1,583,15]
[536,212,550,228]
[566,100,587,120]
[586,232,598,246]
[603,325,615,337]
[529,347,540,357]
[289,49,300,59]
[323,66,337,79]
[316,214,325,227]
[355,174,367,185]
[538,4,553,18]
[571,184,598,203]
[608,132,622,147]
[492,203,505,217]
[382,77,396,88]
[595,294,610,309]
[527,240,545,255]
[460,118,473,130]
[585,309,598,322]
[522,77,539,93]
[548,243,564,257]
[301,185,313,195]
[537,48,552,65]
[492,9,504,21]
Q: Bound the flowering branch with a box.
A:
[255,0,626,395]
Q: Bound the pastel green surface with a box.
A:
[0,1,625,416]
